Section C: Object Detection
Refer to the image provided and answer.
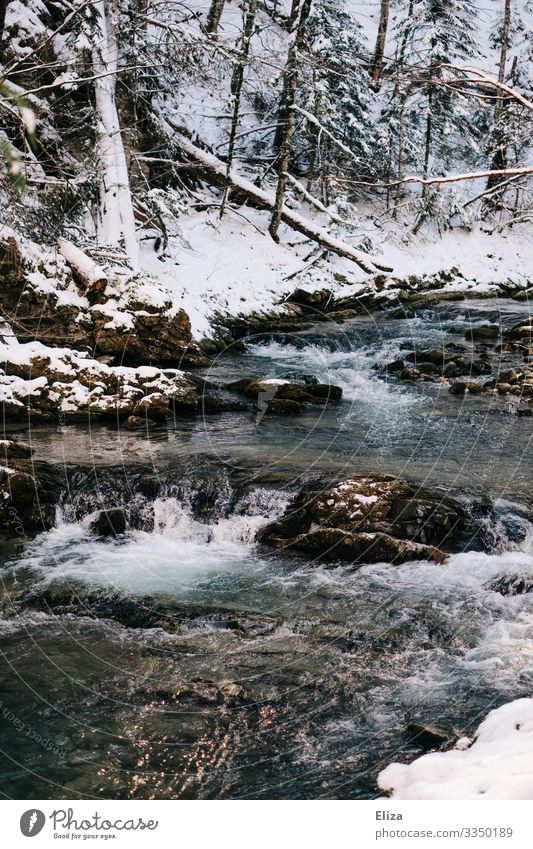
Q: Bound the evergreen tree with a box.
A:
[299,0,377,188]
[393,0,483,181]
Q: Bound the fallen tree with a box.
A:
[56,237,108,303]
[171,128,392,274]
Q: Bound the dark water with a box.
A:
[1,298,532,799]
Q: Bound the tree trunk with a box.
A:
[206,0,226,35]
[0,0,7,36]
[220,0,257,216]
[485,0,512,204]
[92,0,139,268]
[422,84,433,199]
[172,129,393,273]
[269,0,312,241]
[56,238,108,302]
[370,0,390,83]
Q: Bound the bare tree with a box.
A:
[206,0,226,35]
[92,0,139,267]
[269,0,312,241]
[220,0,257,216]
[369,0,390,83]
[485,0,512,205]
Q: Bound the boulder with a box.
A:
[226,376,342,414]
[258,474,467,562]
[449,381,466,395]
[401,368,421,381]
[267,398,302,415]
[89,508,127,537]
[123,415,156,430]
[385,359,405,374]
[0,460,61,536]
[0,439,33,460]
[465,325,499,342]
[274,528,445,564]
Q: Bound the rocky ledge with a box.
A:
[0,332,342,424]
[257,473,472,565]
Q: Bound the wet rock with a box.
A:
[199,395,247,413]
[498,368,520,384]
[0,460,61,537]
[19,587,280,636]
[89,508,127,537]
[0,439,33,460]
[465,325,499,342]
[401,368,421,381]
[267,398,302,416]
[466,382,482,394]
[306,383,343,402]
[442,361,461,378]
[123,415,156,430]
[414,349,446,367]
[259,473,467,560]
[504,320,533,343]
[277,528,445,565]
[385,359,404,374]
[407,722,451,750]
[496,382,512,395]
[449,381,466,395]
[227,376,342,414]
[485,574,533,596]
[416,362,437,375]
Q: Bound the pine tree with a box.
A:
[394,0,483,184]
[300,0,377,187]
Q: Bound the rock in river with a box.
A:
[258,473,468,564]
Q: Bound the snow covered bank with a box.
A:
[378,698,533,799]
[139,206,532,339]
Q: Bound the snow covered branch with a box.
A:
[172,130,392,274]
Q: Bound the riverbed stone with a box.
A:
[258,473,467,562]
[89,508,127,537]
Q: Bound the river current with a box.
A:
[1,298,532,799]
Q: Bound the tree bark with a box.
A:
[422,87,433,198]
[370,0,390,83]
[56,238,108,302]
[206,0,226,35]
[485,0,512,205]
[269,0,312,241]
[92,0,139,268]
[172,129,393,273]
[0,0,8,40]
[220,0,257,216]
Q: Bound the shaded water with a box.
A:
[1,298,532,799]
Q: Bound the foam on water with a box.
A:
[245,338,421,411]
[10,489,290,597]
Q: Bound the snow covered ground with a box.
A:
[139,203,532,337]
[378,699,533,800]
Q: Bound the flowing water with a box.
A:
[1,298,532,799]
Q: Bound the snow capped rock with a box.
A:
[378,699,533,800]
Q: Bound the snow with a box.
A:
[378,698,533,800]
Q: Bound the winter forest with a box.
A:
[2,0,533,274]
[1,0,533,804]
